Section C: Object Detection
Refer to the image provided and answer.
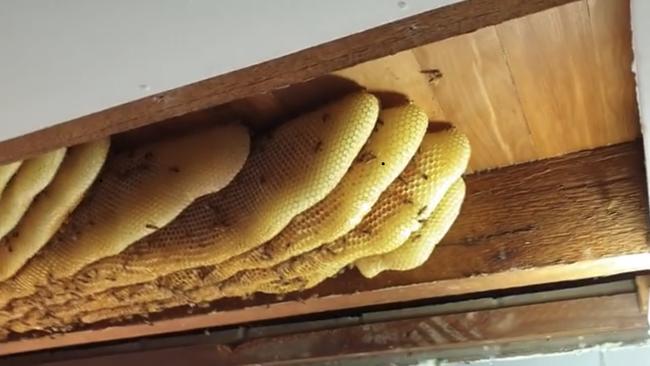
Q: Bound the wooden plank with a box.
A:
[495,0,638,158]
[2,141,649,355]
[636,275,650,313]
[412,27,537,171]
[3,255,649,358]
[0,0,579,164]
[333,50,446,121]
[32,294,649,365]
[586,0,639,143]
[210,294,647,365]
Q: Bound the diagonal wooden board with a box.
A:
[2,140,648,355]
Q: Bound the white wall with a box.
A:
[440,343,650,366]
[0,0,459,142]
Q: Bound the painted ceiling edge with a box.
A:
[631,0,650,218]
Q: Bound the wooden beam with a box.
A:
[0,0,579,164]
[636,274,650,313]
[1,141,648,355]
[21,293,649,365]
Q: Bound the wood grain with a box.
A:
[267,0,637,172]
[2,141,648,355]
[330,0,639,172]
[412,26,537,171]
[34,293,648,365]
[636,275,650,313]
[586,0,639,142]
[334,51,446,120]
[0,0,579,165]
[496,0,638,157]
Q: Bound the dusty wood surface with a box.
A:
[0,0,581,164]
[34,293,648,365]
[2,141,648,355]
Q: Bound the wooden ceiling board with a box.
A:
[586,0,639,142]
[19,294,648,365]
[326,0,638,171]
[412,26,537,171]
[0,0,581,165]
[496,0,638,158]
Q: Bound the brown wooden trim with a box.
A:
[0,0,579,164]
[20,293,649,365]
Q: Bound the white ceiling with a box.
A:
[0,0,460,142]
